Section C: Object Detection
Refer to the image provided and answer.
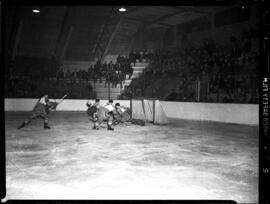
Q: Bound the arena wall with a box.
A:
[5,99,258,125]
[4,99,130,112]
[176,6,258,48]
[160,101,258,126]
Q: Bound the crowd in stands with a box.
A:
[5,52,143,99]
[129,51,152,64]
[5,77,95,99]
[55,54,146,87]
[5,28,259,104]
[5,56,95,99]
[121,28,259,103]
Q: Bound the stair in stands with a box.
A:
[90,79,122,100]
[90,61,149,99]
[123,61,149,87]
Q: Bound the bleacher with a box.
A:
[5,26,259,104]
[119,29,259,104]
[5,53,150,100]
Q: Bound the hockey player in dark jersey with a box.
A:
[17,94,67,129]
[86,98,100,121]
[17,94,61,129]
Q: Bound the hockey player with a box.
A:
[17,95,58,129]
[102,99,115,130]
[87,99,114,131]
[86,99,100,117]
[114,103,145,126]
[114,102,131,124]
[86,98,100,122]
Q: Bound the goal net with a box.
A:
[130,98,169,125]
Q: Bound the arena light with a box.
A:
[32,9,40,13]
[241,3,247,9]
[118,7,126,12]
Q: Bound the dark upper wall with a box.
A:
[107,19,141,55]
[64,7,106,61]
[175,4,258,48]
[5,6,67,58]
[5,4,258,62]
[4,6,110,61]
[132,27,167,52]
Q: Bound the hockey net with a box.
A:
[130,98,169,125]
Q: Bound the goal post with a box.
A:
[130,98,169,125]
[153,99,169,124]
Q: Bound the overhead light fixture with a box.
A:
[240,3,247,9]
[32,9,40,13]
[118,7,126,12]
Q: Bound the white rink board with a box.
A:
[161,101,258,126]
[5,99,130,112]
[5,99,258,125]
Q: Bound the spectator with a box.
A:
[66,69,72,82]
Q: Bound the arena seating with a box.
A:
[5,28,258,103]
[120,30,259,104]
[5,51,149,99]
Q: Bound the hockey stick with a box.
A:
[49,94,68,111]
[57,94,68,104]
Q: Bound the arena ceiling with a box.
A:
[88,5,227,28]
[118,6,214,27]
[21,5,227,28]
[85,5,240,28]
[4,3,242,60]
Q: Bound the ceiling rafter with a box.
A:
[122,16,171,27]
[133,8,186,32]
[172,6,211,15]
[142,10,185,28]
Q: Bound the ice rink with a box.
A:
[5,111,258,202]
